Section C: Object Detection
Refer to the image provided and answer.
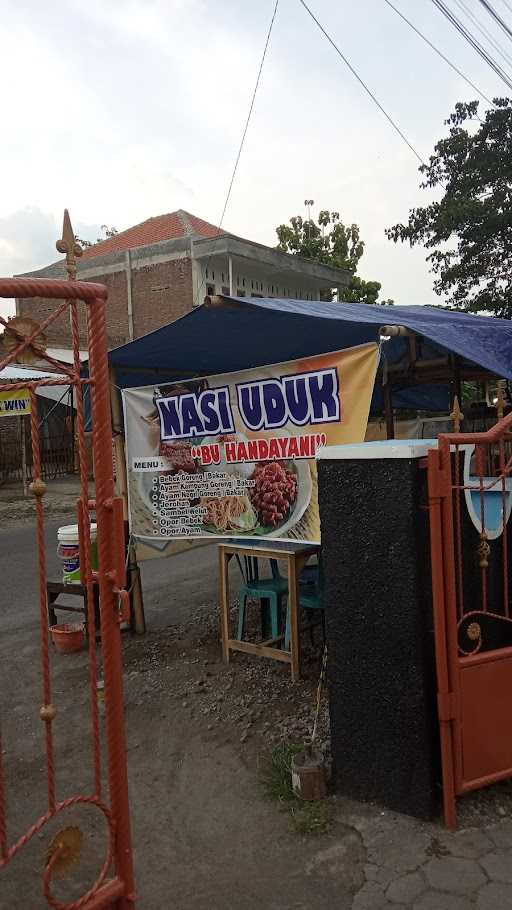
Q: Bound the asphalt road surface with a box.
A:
[1,518,219,635]
[1,519,360,910]
[3,518,512,910]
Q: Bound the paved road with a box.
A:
[1,518,219,634]
[136,541,220,629]
[3,521,512,910]
[0,519,363,910]
[0,518,228,909]
[1,520,61,634]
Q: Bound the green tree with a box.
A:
[276,210,392,304]
[75,225,118,249]
[386,98,512,317]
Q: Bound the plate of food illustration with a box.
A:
[135,425,312,538]
[199,454,312,537]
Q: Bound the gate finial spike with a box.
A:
[450,395,464,433]
[56,209,83,281]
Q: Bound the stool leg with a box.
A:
[308,609,316,646]
[269,593,279,640]
[237,595,247,640]
[260,597,271,639]
[47,593,58,627]
[284,604,291,651]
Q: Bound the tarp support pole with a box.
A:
[384,382,394,440]
[20,415,28,497]
[70,386,75,473]
[451,354,462,407]
[109,366,146,635]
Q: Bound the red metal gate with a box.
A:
[0,277,135,907]
[428,413,512,828]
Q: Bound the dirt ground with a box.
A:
[2,480,512,909]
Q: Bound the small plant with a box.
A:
[262,741,303,803]
[261,741,332,834]
[291,800,331,835]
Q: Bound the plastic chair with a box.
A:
[299,560,319,587]
[284,558,325,650]
[237,557,288,642]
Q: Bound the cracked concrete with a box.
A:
[346,807,512,910]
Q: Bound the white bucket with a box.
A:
[57,523,98,584]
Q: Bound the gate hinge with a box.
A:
[437,690,456,722]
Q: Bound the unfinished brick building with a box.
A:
[16,210,350,354]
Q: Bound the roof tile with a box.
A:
[81,209,223,260]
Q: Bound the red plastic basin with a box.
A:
[50,623,85,654]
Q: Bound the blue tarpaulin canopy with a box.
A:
[109,296,512,413]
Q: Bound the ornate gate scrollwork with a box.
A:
[0,212,136,908]
[428,412,512,829]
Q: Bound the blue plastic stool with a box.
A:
[284,560,325,650]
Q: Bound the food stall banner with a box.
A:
[122,343,378,554]
[0,389,31,417]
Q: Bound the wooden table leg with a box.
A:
[288,552,312,681]
[129,563,146,635]
[219,549,231,665]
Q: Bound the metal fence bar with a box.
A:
[0,275,134,907]
[71,299,102,799]
[0,721,7,860]
[427,448,458,829]
[500,438,510,617]
[453,444,465,619]
[0,435,74,484]
[433,413,512,827]
[29,391,56,813]
[87,294,136,907]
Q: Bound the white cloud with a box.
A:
[0,0,505,319]
[0,209,61,317]
[0,209,58,273]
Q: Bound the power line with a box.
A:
[431,0,512,90]
[452,0,512,69]
[198,0,279,299]
[383,0,494,105]
[433,0,512,87]
[297,0,426,166]
[433,0,512,84]
[476,0,512,43]
[217,0,279,232]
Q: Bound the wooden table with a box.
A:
[218,540,320,681]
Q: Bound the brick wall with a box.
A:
[17,254,193,350]
[17,295,72,347]
[132,257,193,338]
[96,269,130,348]
[18,269,130,350]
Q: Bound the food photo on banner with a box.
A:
[122,344,378,553]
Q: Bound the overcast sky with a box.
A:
[0,0,509,317]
